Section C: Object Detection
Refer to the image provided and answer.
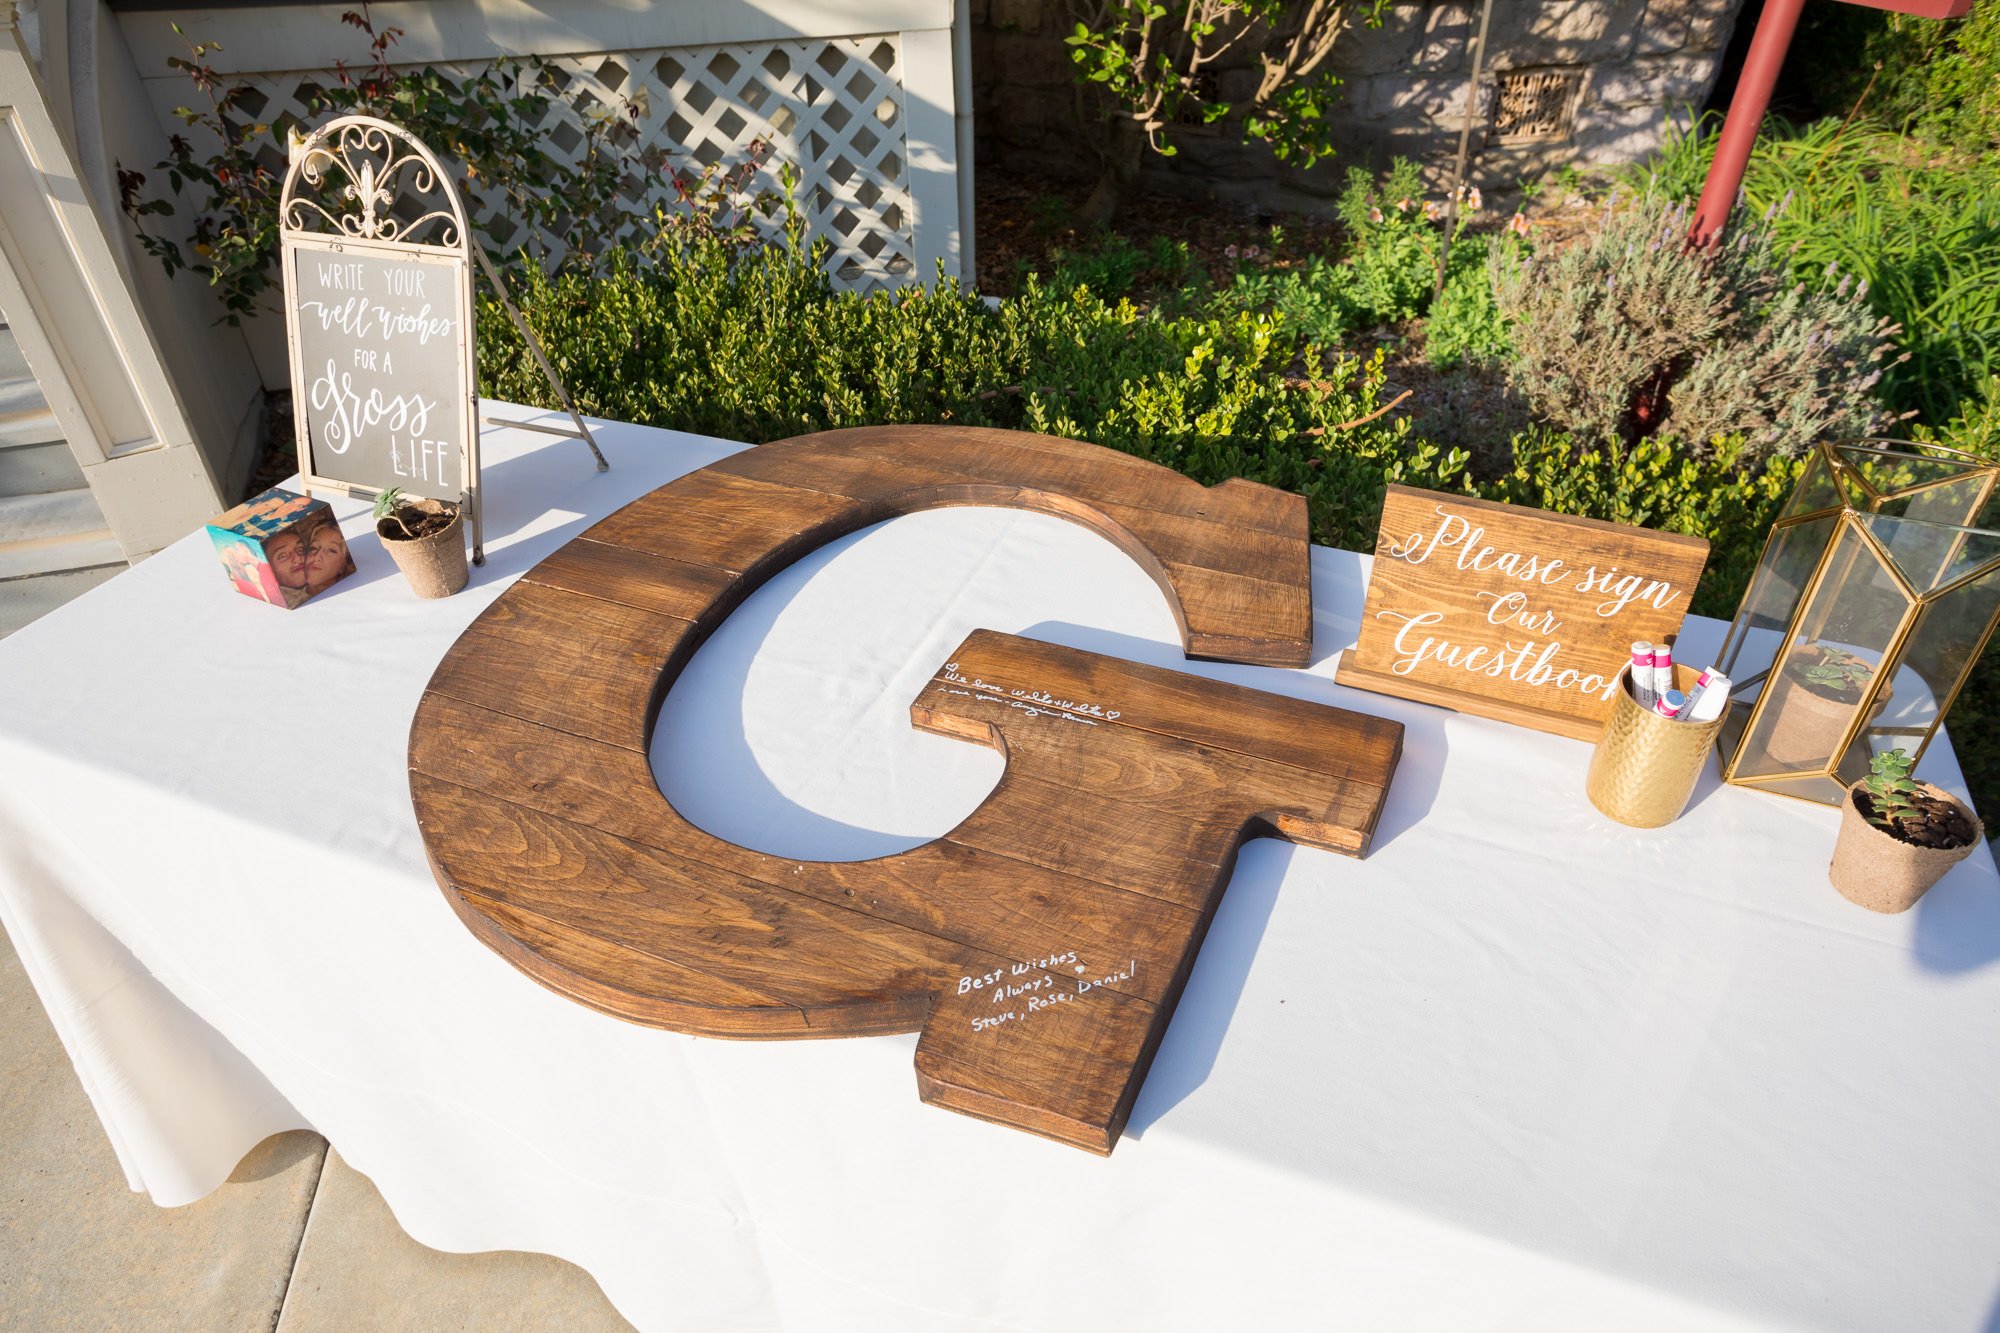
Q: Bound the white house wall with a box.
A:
[45,0,264,501]
[1,7,226,560]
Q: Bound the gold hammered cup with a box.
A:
[1587,664,1727,828]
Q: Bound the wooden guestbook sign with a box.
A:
[1336,485,1709,740]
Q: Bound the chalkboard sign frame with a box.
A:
[282,232,479,507]
[278,117,609,569]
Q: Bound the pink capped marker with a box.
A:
[1629,641,1656,709]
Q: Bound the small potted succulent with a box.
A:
[1828,748,1983,913]
[374,488,468,599]
[1762,643,1888,765]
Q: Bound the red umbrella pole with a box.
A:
[1690,0,1807,248]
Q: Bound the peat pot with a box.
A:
[379,499,468,599]
[1828,780,1984,913]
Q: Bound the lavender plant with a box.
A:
[1489,191,1899,465]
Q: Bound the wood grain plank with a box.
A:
[415,774,957,1031]
[450,889,813,1037]
[932,628,1402,789]
[911,679,1388,856]
[762,425,1307,535]
[522,538,739,623]
[584,469,865,571]
[1165,562,1314,668]
[917,963,1161,1155]
[410,692,1196,1006]
[423,581,693,751]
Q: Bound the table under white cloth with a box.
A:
[3,407,1997,1332]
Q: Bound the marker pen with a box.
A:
[1685,670,1731,723]
[1653,688,1687,720]
[1629,641,1656,710]
[1651,641,1676,702]
[1681,667,1719,714]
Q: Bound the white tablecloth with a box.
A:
[3,408,1997,1332]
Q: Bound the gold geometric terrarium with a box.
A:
[1715,439,2000,805]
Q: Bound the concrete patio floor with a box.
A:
[0,921,635,1330]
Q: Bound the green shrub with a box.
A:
[1922,0,2000,151]
[1042,233,1200,303]
[1332,158,1442,327]
[1214,255,1357,348]
[1207,157,1486,345]
[476,233,1430,546]
[1490,190,1896,463]
[1630,116,2000,432]
[1424,238,1512,369]
[1912,375,2000,459]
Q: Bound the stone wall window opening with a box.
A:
[1490,67,1584,145]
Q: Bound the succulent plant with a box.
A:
[1860,748,1923,831]
[1801,645,1873,694]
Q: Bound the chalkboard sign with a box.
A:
[278,115,607,565]
[284,239,472,504]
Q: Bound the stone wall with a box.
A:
[973,0,1745,215]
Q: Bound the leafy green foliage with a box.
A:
[1061,1,1387,164]
[1204,158,1481,345]
[477,230,1463,552]
[1490,190,1896,463]
[1424,238,1512,370]
[116,9,758,322]
[1043,233,1200,304]
[482,226,1806,620]
[1923,0,2000,151]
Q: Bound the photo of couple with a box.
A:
[209,489,357,609]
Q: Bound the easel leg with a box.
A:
[474,247,609,473]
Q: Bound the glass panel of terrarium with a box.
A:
[1835,441,1962,500]
[1934,527,2000,592]
[1859,510,1966,594]
[1779,447,1844,520]
[1746,768,1854,806]
[1718,513,1839,695]
[1892,473,1995,530]
[1733,519,1911,783]
[1870,564,2000,763]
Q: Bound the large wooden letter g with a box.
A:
[410,427,1402,1151]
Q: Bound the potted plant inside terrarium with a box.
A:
[374,487,468,599]
[1760,643,1889,765]
[1829,749,1984,913]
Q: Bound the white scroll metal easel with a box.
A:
[279,114,607,566]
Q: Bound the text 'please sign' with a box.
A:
[284,242,470,504]
[1336,485,1709,740]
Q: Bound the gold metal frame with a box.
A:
[1714,438,2000,806]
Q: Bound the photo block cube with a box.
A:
[206,487,356,609]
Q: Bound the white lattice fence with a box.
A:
[226,35,918,291]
